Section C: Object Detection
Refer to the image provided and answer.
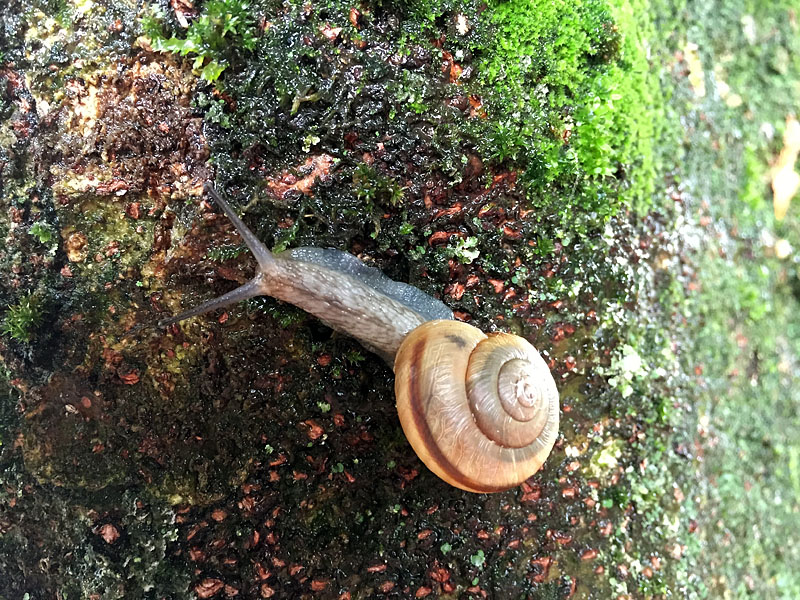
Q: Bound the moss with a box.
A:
[470,0,663,217]
[142,0,260,82]
[2,294,43,343]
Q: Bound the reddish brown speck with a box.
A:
[302,420,324,440]
[520,482,541,502]
[428,231,461,246]
[581,548,598,561]
[349,8,361,29]
[267,154,334,200]
[367,564,387,573]
[211,509,227,522]
[444,282,465,300]
[98,523,119,544]
[468,94,486,118]
[379,581,395,593]
[429,565,450,582]
[118,370,140,385]
[196,578,224,599]
[529,556,552,583]
[415,586,432,598]
[319,23,342,41]
[553,531,573,545]
[311,579,329,591]
[417,529,433,540]
[487,279,505,293]
[260,584,275,598]
[189,548,206,561]
[254,562,270,581]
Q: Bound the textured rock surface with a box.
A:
[2,0,799,599]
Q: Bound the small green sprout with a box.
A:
[142,0,257,83]
[446,237,480,264]
[470,549,485,567]
[29,222,54,244]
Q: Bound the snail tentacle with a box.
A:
[204,183,276,272]
[157,274,266,329]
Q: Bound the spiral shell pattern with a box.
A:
[394,320,559,492]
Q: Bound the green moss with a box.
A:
[2,294,43,343]
[473,0,663,216]
[28,221,53,245]
[142,0,259,82]
[206,243,247,262]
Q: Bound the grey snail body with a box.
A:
[162,183,559,493]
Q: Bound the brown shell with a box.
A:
[394,320,559,492]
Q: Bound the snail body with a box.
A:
[163,184,559,492]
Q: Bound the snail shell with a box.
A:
[395,320,559,493]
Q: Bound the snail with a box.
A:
[161,183,559,493]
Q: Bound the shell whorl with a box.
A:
[394,320,559,493]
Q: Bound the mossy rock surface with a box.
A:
[1,0,799,599]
